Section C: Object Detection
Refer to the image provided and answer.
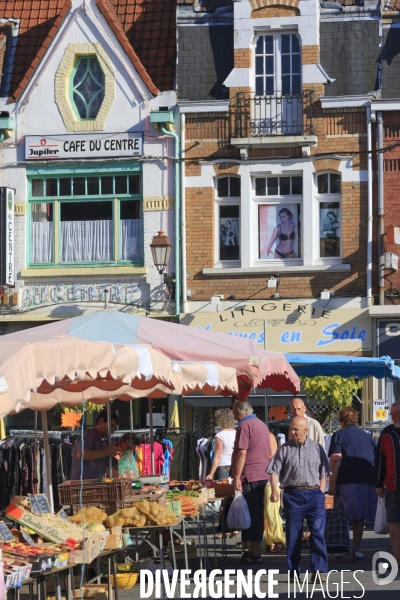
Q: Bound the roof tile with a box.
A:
[3,0,174,101]
[0,0,71,101]
[109,0,177,91]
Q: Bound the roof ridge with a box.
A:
[96,0,159,96]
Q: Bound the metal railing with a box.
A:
[234,90,314,138]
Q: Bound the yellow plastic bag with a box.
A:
[264,484,285,546]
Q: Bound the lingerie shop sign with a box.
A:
[180,302,372,352]
[25,133,143,160]
[20,282,141,309]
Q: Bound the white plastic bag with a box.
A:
[374,496,389,535]
[226,492,251,530]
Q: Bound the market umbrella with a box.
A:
[0,339,239,417]
[3,310,300,400]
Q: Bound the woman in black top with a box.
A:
[266,208,297,259]
[328,407,377,559]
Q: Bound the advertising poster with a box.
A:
[259,204,300,259]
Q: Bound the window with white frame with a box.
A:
[215,176,241,263]
[29,172,142,266]
[254,175,302,260]
[253,32,302,135]
[254,33,301,96]
[317,172,341,259]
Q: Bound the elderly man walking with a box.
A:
[231,400,276,565]
[289,398,324,446]
[268,416,330,580]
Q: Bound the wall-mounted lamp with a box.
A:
[149,231,175,298]
[320,289,334,300]
[267,277,278,288]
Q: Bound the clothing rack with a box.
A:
[8,429,79,437]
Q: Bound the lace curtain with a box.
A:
[121,219,142,261]
[61,220,113,262]
[31,217,142,263]
[31,222,53,263]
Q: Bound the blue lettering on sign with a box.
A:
[317,323,368,346]
[280,331,301,343]
[257,332,264,345]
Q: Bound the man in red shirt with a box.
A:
[231,400,277,565]
[374,400,400,565]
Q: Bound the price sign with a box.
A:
[35,495,52,514]
[21,528,35,546]
[0,521,15,542]
[28,494,42,514]
[57,510,70,522]
[373,399,389,422]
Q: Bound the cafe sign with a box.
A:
[25,132,143,160]
[180,301,372,353]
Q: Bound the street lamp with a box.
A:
[149,231,175,298]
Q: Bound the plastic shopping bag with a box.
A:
[264,485,285,546]
[226,492,251,530]
[374,496,389,535]
[118,450,139,480]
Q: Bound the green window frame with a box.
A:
[28,168,143,267]
[70,55,105,121]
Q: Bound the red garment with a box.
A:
[234,416,271,482]
[141,442,165,475]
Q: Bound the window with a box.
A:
[215,176,241,263]
[254,175,302,260]
[253,33,302,135]
[317,173,341,259]
[71,56,105,120]
[255,33,301,96]
[29,172,142,265]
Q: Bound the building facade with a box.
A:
[0,0,178,336]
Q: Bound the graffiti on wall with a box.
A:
[21,282,141,309]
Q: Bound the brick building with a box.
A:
[176,0,392,346]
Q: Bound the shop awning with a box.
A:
[284,353,400,380]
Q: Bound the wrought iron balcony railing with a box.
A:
[234,90,314,138]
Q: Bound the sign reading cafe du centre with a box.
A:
[25,132,143,160]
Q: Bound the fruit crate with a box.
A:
[59,479,133,505]
[109,491,167,514]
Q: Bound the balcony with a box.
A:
[232,90,317,152]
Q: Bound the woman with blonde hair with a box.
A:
[206,408,236,481]
[206,408,237,539]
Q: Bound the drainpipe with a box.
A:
[366,105,373,304]
[180,113,188,313]
[377,112,385,305]
[160,125,181,322]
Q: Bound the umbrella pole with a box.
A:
[130,400,134,432]
[107,402,112,478]
[41,411,54,512]
[148,399,155,475]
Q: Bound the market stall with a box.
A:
[0,310,301,598]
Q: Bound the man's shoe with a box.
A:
[289,574,302,583]
[311,572,326,583]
